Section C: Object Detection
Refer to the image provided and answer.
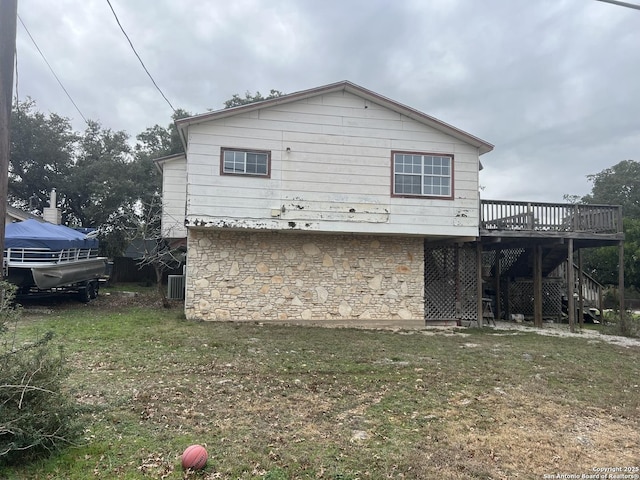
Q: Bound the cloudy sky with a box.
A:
[13,0,640,202]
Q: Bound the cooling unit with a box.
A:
[167,274,185,300]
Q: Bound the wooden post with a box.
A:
[578,249,584,328]
[494,248,502,322]
[0,0,18,279]
[533,244,543,327]
[505,279,511,323]
[477,242,483,327]
[567,239,575,333]
[598,285,604,323]
[619,240,625,329]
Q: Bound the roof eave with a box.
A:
[175,80,494,155]
[340,83,494,155]
[153,152,186,173]
[174,81,353,137]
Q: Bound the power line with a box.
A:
[106,0,176,113]
[595,0,640,10]
[17,14,89,124]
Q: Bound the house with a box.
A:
[5,190,61,225]
[156,80,492,323]
[155,80,623,327]
[6,205,42,225]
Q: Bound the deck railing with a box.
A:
[481,200,622,234]
[4,247,99,265]
[551,262,603,306]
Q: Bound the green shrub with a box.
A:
[601,310,640,338]
[0,282,81,465]
[602,288,618,309]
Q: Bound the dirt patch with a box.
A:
[491,320,640,348]
[18,289,171,314]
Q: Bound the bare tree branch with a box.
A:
[103,196,184,307]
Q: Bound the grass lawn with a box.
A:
[2,285,639,479]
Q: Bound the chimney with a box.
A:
[43,189,62,224]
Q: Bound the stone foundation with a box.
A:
[185,230,424,322]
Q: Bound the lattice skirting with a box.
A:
[424,244,478,322]
[508,278,564,318]
[424,244,568,323]
[482,247,565,319]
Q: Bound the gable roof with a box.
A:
[175,80,494,155]
[153,152,185,173]
[6,204,43,223]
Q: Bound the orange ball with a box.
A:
[181,444,208,470]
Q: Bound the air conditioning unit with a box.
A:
[167,274,185,300]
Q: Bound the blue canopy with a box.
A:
[5,219,99,250]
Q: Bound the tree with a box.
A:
[8,102,195,261]
[223,89,284,109]
[62,120,136,228]
[110,196,184,307]
[0,282,80,464]
[9,99,77,213]
[579,160,640,290]
[8,101,183,257]
[582,160,640,218]
[9,102,146,232]
[131,109,192,230]
[622,218,640,288]
[135,108,190,158]
[581,246,619,286]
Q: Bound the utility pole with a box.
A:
[0,0,18,279]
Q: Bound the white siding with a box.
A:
[160,156,187,238]
[184,91,482,238]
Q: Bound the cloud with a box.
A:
[13,0,640,202]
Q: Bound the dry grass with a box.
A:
[2,286,639,479]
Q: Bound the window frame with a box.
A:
[220,147,271,178]
[390,151,454,200]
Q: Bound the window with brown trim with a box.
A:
[221,148,270,177]
[392,151,453,198]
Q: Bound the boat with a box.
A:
[4,219,107,300]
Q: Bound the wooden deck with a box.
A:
[477,199,624,331]
[480,200,624,246]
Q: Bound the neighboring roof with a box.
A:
[123,238,186,261]
[123,238,158,259]
[153,152,185,173]
[6,205,43,222]
[175,80,494,155]
[5,219,98,250]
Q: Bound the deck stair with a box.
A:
[496,245,568,279]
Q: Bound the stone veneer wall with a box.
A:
[185,230,425,322]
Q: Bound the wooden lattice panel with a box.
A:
[424,244,478,322]
[499,248,526,273]
[458,246,479,320]
[508,278,563,318]
[495,248,527,319]
[482,250,497,277]
[424,246,456,320]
